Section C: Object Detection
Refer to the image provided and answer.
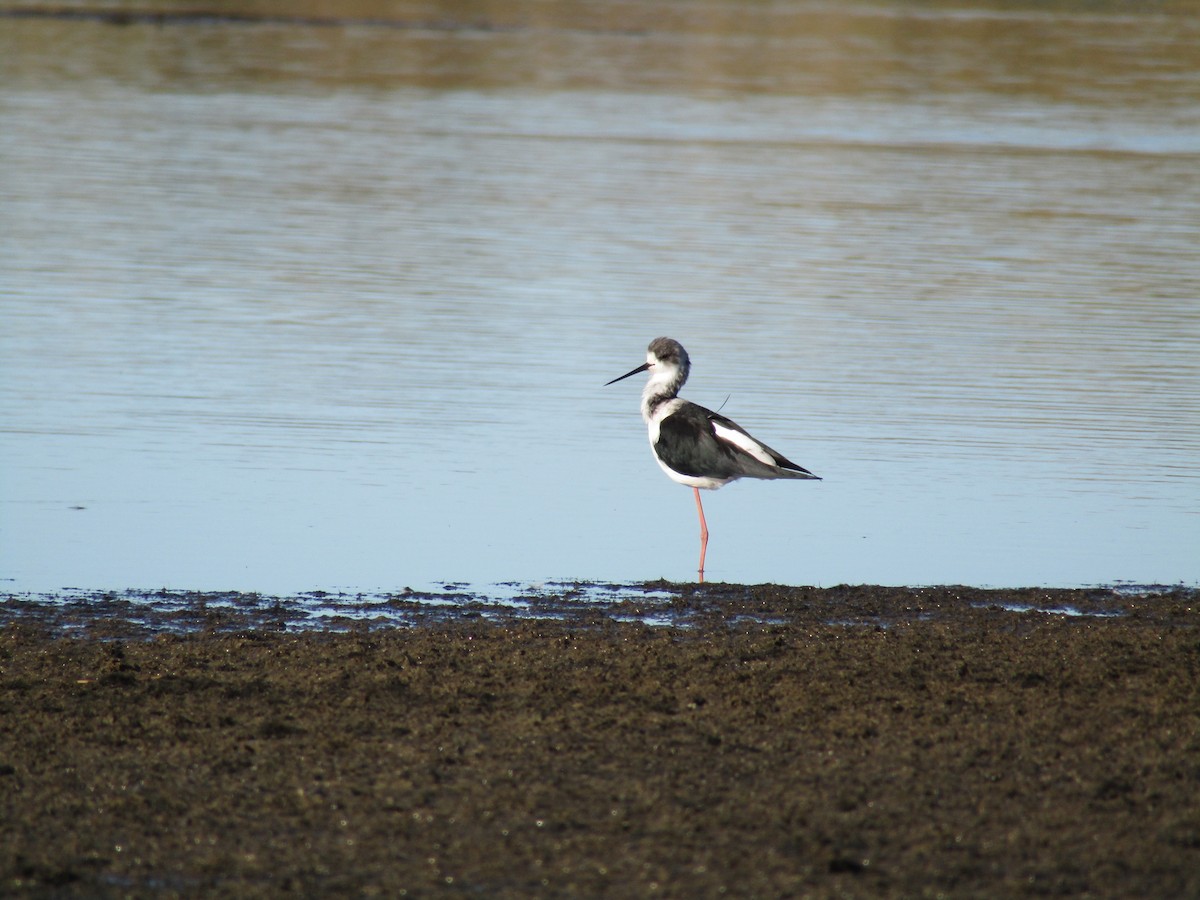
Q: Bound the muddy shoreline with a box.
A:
[2,584,1198,897]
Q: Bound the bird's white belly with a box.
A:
[653,454,731,490]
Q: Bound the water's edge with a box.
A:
[3,583,1195,638]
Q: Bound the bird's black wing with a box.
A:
[705,410,817,477]
[654,404,747,480]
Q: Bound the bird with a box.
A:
[606,337,819,582]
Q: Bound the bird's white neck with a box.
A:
[641,362,687,424]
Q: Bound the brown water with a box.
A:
[2,1,1198,591]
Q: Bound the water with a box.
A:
[2,1,1198,593]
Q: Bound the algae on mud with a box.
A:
[2,584,1198,897]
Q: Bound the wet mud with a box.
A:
[2,584,1199,897]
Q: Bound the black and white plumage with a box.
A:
[606,336,819,581]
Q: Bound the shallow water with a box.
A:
[2,1,1198,592]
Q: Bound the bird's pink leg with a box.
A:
[693,487,709,583]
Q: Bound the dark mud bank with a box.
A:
[2,584,1198,897]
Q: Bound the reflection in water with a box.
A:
[1,2,1197,591]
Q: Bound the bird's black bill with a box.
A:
[605,362,650,386]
